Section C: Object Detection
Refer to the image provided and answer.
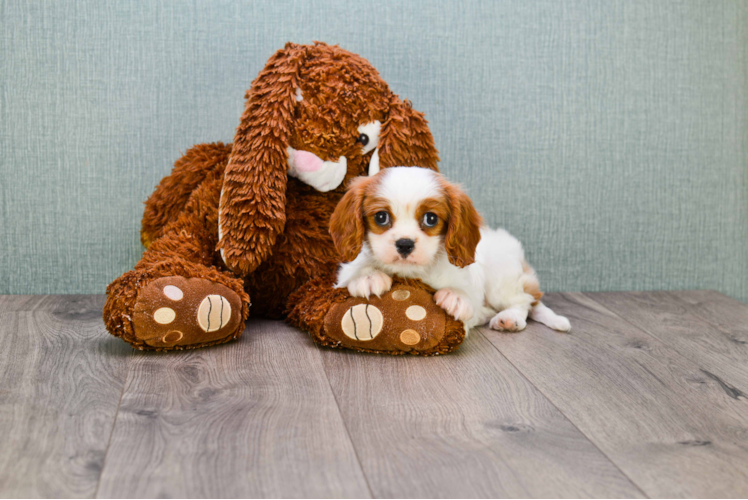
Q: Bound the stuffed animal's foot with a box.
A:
[322,282,466,355]
[131,276,245,349]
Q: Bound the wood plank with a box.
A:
[321,328,643,498]
[96,319,370,499]
[670,290,748,342]
[482,292,748,498]
[591,290,748,393]
[0,295,70,313]
[0,295,131,498]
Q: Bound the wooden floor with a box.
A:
[2,291,748,498]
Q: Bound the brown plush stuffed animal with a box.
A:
[104,42,464,354]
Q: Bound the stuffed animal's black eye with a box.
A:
[374,211,389,226]
[357,133,370,146]
[423,212,438,227]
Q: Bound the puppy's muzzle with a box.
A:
[395,238,415,257]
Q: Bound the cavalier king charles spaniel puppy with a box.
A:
[329,167,570,333]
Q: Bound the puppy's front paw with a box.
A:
[347,271,393,298]
[434,288,474,322]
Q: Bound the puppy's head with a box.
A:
[330,167,483,268]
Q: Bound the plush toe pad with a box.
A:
[341,304,383,341]
[197,295,232,333]
[132,277,243,349]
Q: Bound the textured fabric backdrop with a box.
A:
[1,0,746,301]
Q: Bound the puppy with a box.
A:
[329,167,570,333]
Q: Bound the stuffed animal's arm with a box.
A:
[141,143,231,248]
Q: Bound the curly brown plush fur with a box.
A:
[104,42,453,353]
[217,42,438,277]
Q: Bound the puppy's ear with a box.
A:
[329,177,369,262]
[217,43,306,276]
[443,183,483,268]
[378,95,440,171]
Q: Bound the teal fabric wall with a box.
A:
[1,0,746,301]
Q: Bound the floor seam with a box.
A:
[475,326,651,499]
[316,345,376,499]
[92,347,134,499]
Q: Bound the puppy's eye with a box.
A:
[374,211,390,226]
[423,212,438,227]
[356,133,369,147]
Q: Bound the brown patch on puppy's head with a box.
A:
[415,198,450,237]
[329,176,383,262]
[362,196,394,236]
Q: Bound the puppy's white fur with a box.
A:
[334,167,570,333]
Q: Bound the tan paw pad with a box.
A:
[197,295,232,333]
[405,305,427,321]
[400,329,421,345]
[341,304,383,341]
[153,307,176,324]
[162,330,183,343]
[163,285,183,301]
[391,290,410,301]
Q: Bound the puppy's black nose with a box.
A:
[395,238,415,257]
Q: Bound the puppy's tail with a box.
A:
[530,301,571,332]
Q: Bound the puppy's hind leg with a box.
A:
[529,302,571,332]
[489,305,530,332]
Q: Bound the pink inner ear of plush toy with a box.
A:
[293,150,323,172]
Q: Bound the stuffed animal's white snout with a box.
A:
[286,121,382,191]
[287,147,348,192]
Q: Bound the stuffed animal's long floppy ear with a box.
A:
[443,182,483,268]
[377,96,440,171]
[217,43,306,276]
[329,177,370,262]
